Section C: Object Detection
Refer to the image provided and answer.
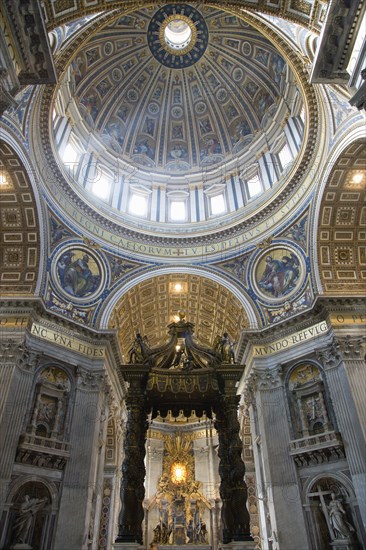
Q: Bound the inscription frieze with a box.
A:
[30,322,106,358]
[252,321,328,357]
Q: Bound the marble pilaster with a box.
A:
[0,342,38,518]
[247,367,309,550]
[53,367,106,550]
[317,339,366,527]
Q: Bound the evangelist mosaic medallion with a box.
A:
[254,247,304,301]
[54,246,104,301]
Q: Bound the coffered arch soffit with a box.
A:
[0,140,42,296]
[316,138,366,295]
[107,272,251,361]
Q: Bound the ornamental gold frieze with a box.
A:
[146,369,219,396]
[32,6,323,262]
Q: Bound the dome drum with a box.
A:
[51,5,307,233]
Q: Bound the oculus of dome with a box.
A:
[161,16,195,53]
[148,4,208,68]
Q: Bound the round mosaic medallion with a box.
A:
[171,106,183,118]
[148,102,160,115]
[127,89,138,102]
[253,246,305,302]
[195,101,207,114]
[53,246,105,302]
[147,4,208,68]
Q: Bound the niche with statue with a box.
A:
[15,366,72,471]
[149,432,210,548]
[304,476,363,549]
[2,480,56,550]
[287,363,333,438]
[29,367,71,439]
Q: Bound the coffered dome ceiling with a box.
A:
[61,6,293,176]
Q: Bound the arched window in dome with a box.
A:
[91,168,113,202]
[240,164,264,201]
[246,174,263,199]
[170,200,186,222]
[167,190,189,222]
[62,142,78,164]
[210,193,226,216]
[278,143,293,171]
[129,192,148,217]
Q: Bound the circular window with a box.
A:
[164,19,192,49]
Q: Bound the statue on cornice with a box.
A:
[214,333,236,363]
[128,332,150,363]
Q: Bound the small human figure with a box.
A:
[172,346,184,368]
[12,495,47,544]
[221,333,235,363]
[128,333,149,363]
[328,493,355,540]
[196,519,208,543]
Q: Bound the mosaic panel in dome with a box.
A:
[64,6,290,175]
[0,141,40,295]
[317,140,366,295]
[110,274,248,360]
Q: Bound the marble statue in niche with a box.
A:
[307,479,359,548]
[6,482,52,549]
[30,367,71,439]
[11,495,48,545]
[327,493,356,540]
